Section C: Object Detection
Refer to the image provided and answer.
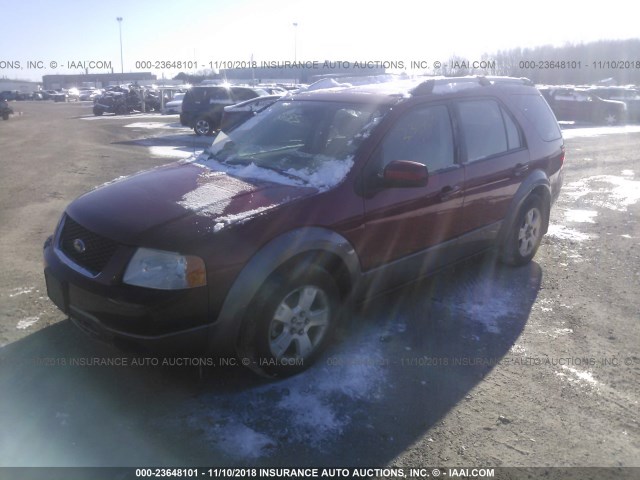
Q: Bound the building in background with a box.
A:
[42,72,157,90]
[0,79,41,94]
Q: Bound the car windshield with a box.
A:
[200,99,386,188]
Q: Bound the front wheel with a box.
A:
[2,112,8,120]
[501,194,545,266]
[238,264,340,378]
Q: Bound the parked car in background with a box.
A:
[0,91,17,101]
[543,87,627,125]
[92,86,162,115]
[162,92,185,114]
[44,76,564,377]
[1,99,13,120]
[257,84,287,95]
[180,85,269,136]
[66,88,80,102]
[588,86,640,123]
[50,90,68,102]
[93,88,142,115]
[219,94,284,132]
[78,88,102,101]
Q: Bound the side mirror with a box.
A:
[382,160,429,188]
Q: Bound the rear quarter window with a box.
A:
[511,93,562,142]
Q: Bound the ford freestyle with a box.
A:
[44,76,564,377]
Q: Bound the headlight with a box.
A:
[123,248,206,290]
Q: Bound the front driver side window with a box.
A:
[379,104,455,173]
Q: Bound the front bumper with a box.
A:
[43,236,213,354]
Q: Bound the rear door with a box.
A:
[455,97,530,240]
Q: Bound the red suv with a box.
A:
[43,76,564,377]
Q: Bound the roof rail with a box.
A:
[411,75,533,96]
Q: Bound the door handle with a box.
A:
[439,185,462,201]
[513,163,529,177]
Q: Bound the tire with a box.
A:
[603,111,618,126]
[238,264,340,378]
[194,117,213,136]
[2,112,8,121]
[93,106,104,116]
[501,194,545,266]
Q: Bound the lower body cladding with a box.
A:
[43,237,226,355]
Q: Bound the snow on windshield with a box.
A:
[192,152,354,191]
[190,100,384,191]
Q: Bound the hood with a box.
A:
[66,162,317,246]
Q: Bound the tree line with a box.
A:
[476,39,640,85]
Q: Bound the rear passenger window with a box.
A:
[457,99,508,162]
[511,94,562,141]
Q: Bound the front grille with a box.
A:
[59,215,119,275]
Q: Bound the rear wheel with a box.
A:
[194,117,213,136]
[603,111,619,125]
[2,112,8,120]
[502,194,545,266]
[238,264,340,378]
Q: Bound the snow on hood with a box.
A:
[68,162,315,244]
[174,166,316,232]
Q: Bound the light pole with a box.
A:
[293,22,298,62]
[117,17,124,74]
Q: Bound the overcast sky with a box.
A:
[2,0,639,82]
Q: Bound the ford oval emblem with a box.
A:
[73,239,86,253]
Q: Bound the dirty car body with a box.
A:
[44,77,564,376]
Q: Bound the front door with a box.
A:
[360,103,465,272]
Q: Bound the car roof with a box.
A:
[290,76,537,104]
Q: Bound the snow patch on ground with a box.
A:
[547,224,593,242]
[16,316,40,330]
[621,170,634,177]
[80,113,166,121]
[538,328,573,338]
[563,175,640,212]
[149,146,200,158]
[176,329,387,458]
[556,365,600,388]
[564,209,597,223]
[124,122,186,130]
[562,125,640,139]
[210,423,276,459]
[9,287,34,298]
[456,291,520,335]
